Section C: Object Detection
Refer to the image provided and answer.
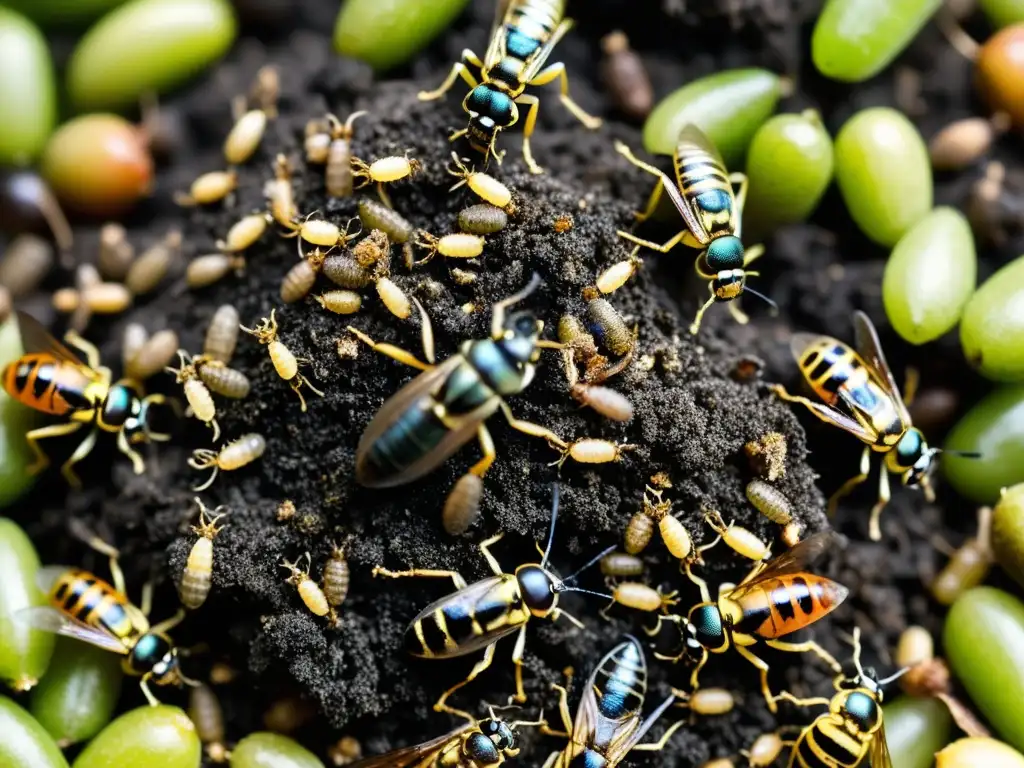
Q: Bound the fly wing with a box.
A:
[729,532,838,597]
[852,311,910,424]
[606,694,675,763]
[484,0,513,69]
[871,720,894,768]
[15,311,91,368]
[783,332,879,444]
[407,576,522,658]
[35,565,73,595]
[668,125,725,246]
[349,725,469,768]
[521,18,573,81]
[355,357,489,488]
[15,606,128,655]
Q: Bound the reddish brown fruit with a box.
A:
[977,24,1024,128]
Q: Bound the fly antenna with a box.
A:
[745,286,779,316]
[554,585,613,600]
[540,482,560,568]
[945,449,983,459]
[875,667,910,688]
[560,544,616,588]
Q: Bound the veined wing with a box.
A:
[484,0,515,69]
[852,311,911,426]
[522,13,573,81]
[729,532,838,597]
[785,333,878,444]
[15,312,98,373]
[607,694,676,764]
[668,124,729,245]
[870,719,894,768]
[349,723,471,768]
[407,575,523,658]
[16,606,128,655]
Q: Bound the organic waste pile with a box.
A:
[1,0,1024,767]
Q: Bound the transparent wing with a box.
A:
[871,720,894,768]
[521,18,572,81]
[784,333,879,444]
[852,311,910,424]
[728,532,837,597]
[483,0,513,69]
[349,725,469,768]
[35,565,73,595]
[676,123,726,168]
[607,694,675,763]
[15,311,89,368]
[16,606,128,655]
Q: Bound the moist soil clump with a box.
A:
[5,0,1013,764]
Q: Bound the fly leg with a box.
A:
[829,446,872,519]
[115,424,145,474]
[24,422,82,479]
[514,93,545,175]
[346,327,433,372]
[869,465,891,542]
[371,566,468,591]
[417,49,483,101]
[434,642,496,720]
[771,690,832,709]
[734,644,778,713]
[765,638,843,674]
[528,61,602,130]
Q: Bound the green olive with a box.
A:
[0,314,39,508]
[944,384,1024,503]
[334,0,470,72]
[979,0,1024,27]
[834,107,933,247]
[884,696,953,768]
[743,109,835,234]
[41,114,153,217]
[0,696,68,768]
[945,586,1024,751]
[230,732,325,768]
[0,8,56,166]
[0,517,54,691]
[30,637,123,747]
[937,738,1024,767]
[642,68,783,168]
[882,207,976,344]
[67,0,236,111]
[992,483,1024,590]
[812,0,942,82]
[961,254,1024,381]
[0,0,129,26]
[976,24,1024,129]
[72,705,201,768]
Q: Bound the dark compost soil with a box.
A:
[7,0,1024,765]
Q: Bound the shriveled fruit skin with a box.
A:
[960,253,1024,381]
[883,207,976,345]
[945,587,1024,752]
[834,107,933,247]
[812,0,942,82]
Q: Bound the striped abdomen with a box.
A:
[674,139,734,238]
[359,397,452,483]
[790,717,869,768]
[2,355,94,415]
[505,0,564,55]
[732,574,848,640]
[797,339,904,443]
[404,575,527,659]
[49,569,139,643]
[592,637,646,722]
